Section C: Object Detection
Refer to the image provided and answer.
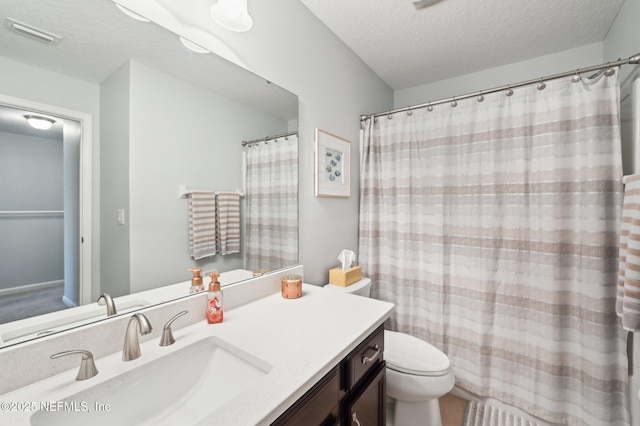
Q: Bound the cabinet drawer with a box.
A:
[345,325,384,390]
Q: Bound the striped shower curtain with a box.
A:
[359,74,629,425]
[245,134,298,272]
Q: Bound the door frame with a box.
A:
[0,93,93,305]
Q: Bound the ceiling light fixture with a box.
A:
[210,0,253,32]
[5,18,61,44]
[179,37,210,53]
[24,115,56,131]
[114,3,150,22]
[412,0,445,10]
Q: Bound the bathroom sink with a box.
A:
[1,300,150,345]
[30,336,271,426]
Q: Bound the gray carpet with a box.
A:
[0,285,69,324]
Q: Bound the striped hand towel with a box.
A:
[618,174,640,331]
[188,191,217,260]
[215,192,241,255]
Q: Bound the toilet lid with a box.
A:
[384,330,451,376]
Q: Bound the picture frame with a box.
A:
[314,128,351,198]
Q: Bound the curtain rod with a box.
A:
[241,131,298,147]
[360,52,640,121]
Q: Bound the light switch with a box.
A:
[117,209,125,225]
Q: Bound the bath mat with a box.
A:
[463,400,540,426]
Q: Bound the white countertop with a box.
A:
[0,268,255,347]
[0,284,394,425]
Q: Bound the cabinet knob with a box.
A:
[352,412,361,426]
[361,344,381,365]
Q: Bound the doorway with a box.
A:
[0,95,92,324]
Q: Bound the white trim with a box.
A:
[0,93,93,306]
[0,211,63,217]
[0,280,63,297]
[61,295,78,308]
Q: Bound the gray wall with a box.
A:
[179,0,396,285]
[604,0,640,94]
[0,131,64,290]
[128,60,287,292]
[101,61,289,293]
[100,62,131,298]
[394,42,604,108]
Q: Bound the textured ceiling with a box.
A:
[300,0,626,90]
[0,0,297,122]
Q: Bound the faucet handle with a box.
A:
[50,350,99,381]
[160,310,189,347]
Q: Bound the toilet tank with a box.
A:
[324,278,372,297]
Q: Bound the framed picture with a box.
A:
[315,128,351,198]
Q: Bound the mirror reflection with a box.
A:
[0,0,299,347]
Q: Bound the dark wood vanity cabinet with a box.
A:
[344,362,386,426]
[273,324,386,426]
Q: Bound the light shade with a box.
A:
[210,0,253,32]
[24,115,55,130]
[114,3,150,22]
[179,37,210,53]
[412,0,445,9]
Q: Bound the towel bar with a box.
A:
[178,185,244,198]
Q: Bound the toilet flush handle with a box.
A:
[361,344,381,365]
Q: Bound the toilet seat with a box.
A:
[384,330,450,377]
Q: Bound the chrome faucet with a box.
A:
[50,350,99,381]
[122,313,153,361]
[159,310,188,347]
[97,293,117,316]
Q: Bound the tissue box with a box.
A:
[329,265,362,287]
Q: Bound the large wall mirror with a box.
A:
[0,0,299,348]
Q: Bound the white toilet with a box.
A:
[325,278,455,426]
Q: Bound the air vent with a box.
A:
[5,18,61,44]
[412,0,445,10]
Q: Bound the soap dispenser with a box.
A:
[188,268,204,294]
[206,271,223,324]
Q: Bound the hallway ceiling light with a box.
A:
[210,0,253,32]
[412,0,445,10]
[24,115,56,130]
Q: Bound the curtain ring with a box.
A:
[506,86,514,97]
[537,79,546,91]
[571,70,581,82]
[427,103,433,112]
[451,97,457,107]
[605,67,616,77]
[407,110,413,116]
[477,92,484,102]
[387,112,393,119]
